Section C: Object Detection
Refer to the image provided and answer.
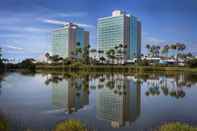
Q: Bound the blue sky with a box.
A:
[0,0,197,61]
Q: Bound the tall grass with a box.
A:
[54,120,87,131]
[158,122,197,131]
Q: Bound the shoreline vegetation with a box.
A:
[156,122,197,131]
[35,64,197,73]
[54,120,197,131]
[1,42,197,74]
[3,63,197,75]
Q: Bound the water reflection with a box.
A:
[43,72,197,128]
[46,75,89,114]
[94,75,141,128]
[144,73,197,98]
[0,72,197,130]
[0,73,5,95]
[0,111,9,131]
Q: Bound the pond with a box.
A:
[0,72,197,131]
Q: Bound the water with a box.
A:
[0,72,197,131]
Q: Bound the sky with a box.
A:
[0,0,197,61]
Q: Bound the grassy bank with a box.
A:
[36,64,197,73]
[157,122,197,131]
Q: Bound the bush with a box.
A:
[158,122,197,131]
[186,58,197,68]
[54,120,86,131]
[18,59,35,70]
[136,59,149,66]
[70,61,85,68]
[0,115,9,131]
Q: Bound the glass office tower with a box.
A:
[52,23,89,58]
[97,10,141,60]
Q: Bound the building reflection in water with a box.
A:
[50,76,89,114]
[144,73,195,98]
[95,74,141,128]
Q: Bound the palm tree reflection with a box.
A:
[144,73,197,99]
[94,74,141,128]
[45,74,89,114]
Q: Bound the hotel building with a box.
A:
[97,10,141,60]
[52,23,89,58]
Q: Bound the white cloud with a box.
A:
[0,34,25,38]
[7,45,24,51]
[42,19,68,25]
[75,23,94,28]
[0,26,50,33]
[1,44,24,51]
[57,12,88,17]
[23,27,50,33]
[41,19,94,28]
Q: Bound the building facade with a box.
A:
[97,10,141,60]
[52,23,89,59]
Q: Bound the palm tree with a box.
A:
[99,56,106,64]
[149,45,160,57]
[90,49,97,61]
[114,43,127,64]
[155,45,160,57]
[0,48,4,70]
[186,52,193,58]
[98,50,104,56]
[106,49,115,64]
[75,47,82,58]
[161,45,169,57]
[82,44,90,64]
[146,44,151,57]
[0,48,3,64]
[76,42,81,47]
[170,44,177,58]
[170,43,186,62]
[45,52,50,63]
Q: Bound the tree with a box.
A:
[177,43,186,61]
[186,52,193,58]
[170,43,186,62]
[50,55,63,63]
[114,44,127,64]
[19,58,36,70]
[45,52,50,63]
[186,58,197,67]
[82,44,90,64]
[99,56,106,64]
[0,48,3,65]
[161,45,169,57]
[98,50,104,58]
[75,47,82,58]
[147,45,160,57]
[106,49,115,64]
[170,44,177,58]
[146,44,160,57]
[146,44,151,57]
[76,42,81,46]
[154,45,160,57]
[0,48,4,71]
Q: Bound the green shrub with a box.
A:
[18,59,36,70]
[54,120,86,131]
[136,59,149,66]
[186,58,197,68]
[70,62,85,68]
[0,116,9,131]
[158,122,197,131]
